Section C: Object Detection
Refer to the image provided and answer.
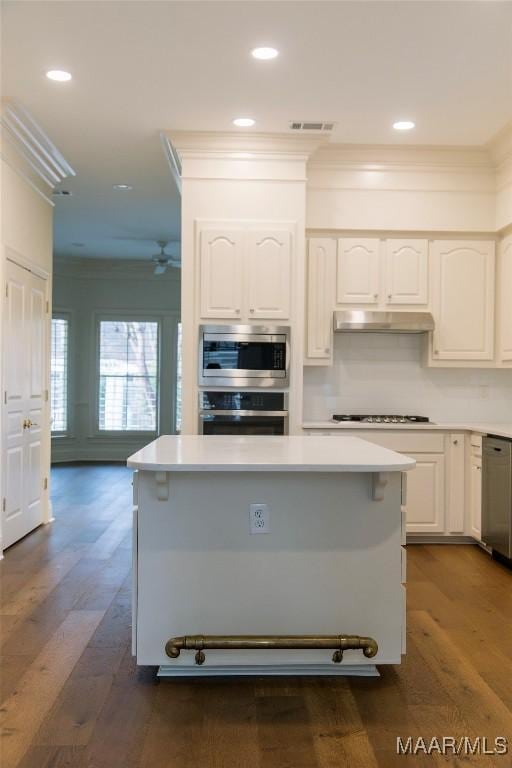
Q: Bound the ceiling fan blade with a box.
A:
[154,263,167,275]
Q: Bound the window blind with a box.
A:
[51,317,69,433]
[98,320,159,431]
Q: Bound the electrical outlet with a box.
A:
[249,503,270,534]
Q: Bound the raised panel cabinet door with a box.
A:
[405,453,445,533]
[470,458,482,540]
[306,238,335,359]
[246,231,291,320]
[336,238,380,305]
[499,236,512,362]
[431,240,495,361]
[199,230,244,319]
[385,239,428,305]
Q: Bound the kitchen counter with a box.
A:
[302,421,512,439]
[129,435,412,676]
[128,434,415,472]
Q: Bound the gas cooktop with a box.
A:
[332,414,430,424]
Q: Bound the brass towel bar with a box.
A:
[165,634,378,665]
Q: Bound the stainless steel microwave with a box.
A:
[198,324,290,388]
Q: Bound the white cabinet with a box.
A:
[200,229,244,319]
[431,240,495,361]
[498,236,512,363]
[199,225,291,322]
[384,239,428,305]
[404,453,445,534]
[337,238,380,305]
[246,231,291,320]
[470,456,482,541]
[306,238,336,361]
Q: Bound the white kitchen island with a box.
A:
[128,435,415,676]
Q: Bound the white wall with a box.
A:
[52,258,181,462]
[303,333,512,423]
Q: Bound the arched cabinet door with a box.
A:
[337,238,380,305]
[385,239,429,305]
[306,238,335,360]
[199,230,244,319]
[246,231,291,320]
[431,240,495,361]
[499,236,512,363]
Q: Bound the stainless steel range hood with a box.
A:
[333,310,435,333]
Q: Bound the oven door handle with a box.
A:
[199,410,288,418]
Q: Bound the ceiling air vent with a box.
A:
[290,121,335,132]
[52,189,72,196]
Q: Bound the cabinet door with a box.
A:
[499,236,512,362]
[385,239,428,305]
[470,458,482,541]
[246,231,291,320]
[306,238,335,360]
[337,238,380,305]
[405,453,445,533]
[200,230,244,319]
[431,240,495,361]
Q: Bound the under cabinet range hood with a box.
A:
[333,310,435,334]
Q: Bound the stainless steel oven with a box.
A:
[199,325,290,388]
[199,391,288,435]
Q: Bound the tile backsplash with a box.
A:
[303,333,512,422]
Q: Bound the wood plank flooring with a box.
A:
[1,464,512,767]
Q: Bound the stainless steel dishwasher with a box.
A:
[482,436,512,559]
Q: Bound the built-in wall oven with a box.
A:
[199,325,290,388]
[199,391,288,435]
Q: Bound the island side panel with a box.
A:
[135,471,403,669]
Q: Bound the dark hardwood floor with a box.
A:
[1,464,512,767]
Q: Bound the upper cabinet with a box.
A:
[384,239,428,305]
[246,232,291,320]
[430,240,495,362]
[337,238,380,305]
[200,230,244,319]
[498,236,512,364]
[199,225,292,322]
[306,238,336,362]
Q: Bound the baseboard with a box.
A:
[406,535,477,544]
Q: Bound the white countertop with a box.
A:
[127,435,416,472]
[302,421,512,439]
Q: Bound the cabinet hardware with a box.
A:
[373,293,378,299]
[324,347,330,354]
[2,498,5,512]
[453,439,459,445]
[388,294,392,299]
[165,633,379,666]
[249,308,254,313]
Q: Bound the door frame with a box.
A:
[1,248,52,558]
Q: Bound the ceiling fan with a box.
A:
[152,240,180,274]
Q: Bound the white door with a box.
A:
[246,231,291,320]
[199,230,244,319]
[431,240,495,361]
[306,238,335,360]
[499,236,512,362]
[405,453,445,533]
[385,239,429,305]
[337,238,380,305]
[3,260,48,549]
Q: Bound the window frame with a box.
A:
[51,311,72,439]
[94,313,162,437]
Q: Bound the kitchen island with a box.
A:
[128,435,415,676]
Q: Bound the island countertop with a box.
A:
[127,434,416,472]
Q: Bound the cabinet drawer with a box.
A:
[334,430,445,454]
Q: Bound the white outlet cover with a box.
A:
[249,503,270,534]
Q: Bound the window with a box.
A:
[51,316,69,434]
[98,320,159,431]
[175,322,182,433]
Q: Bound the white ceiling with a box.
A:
[3,0,512,260]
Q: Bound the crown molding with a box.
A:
[166,131,328,161]
[1,102,75,191]
[487,122,512,167]
[308,142,494,173]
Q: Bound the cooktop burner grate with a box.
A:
[332,414,430,424]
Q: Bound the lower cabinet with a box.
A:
[405,453,445,533]
[470,457,482,541]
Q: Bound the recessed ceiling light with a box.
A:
[393,120,415,131]
[233,117,255,127]
[46,70,72,82]
[251,46,279,60]
[113,184,133,191]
